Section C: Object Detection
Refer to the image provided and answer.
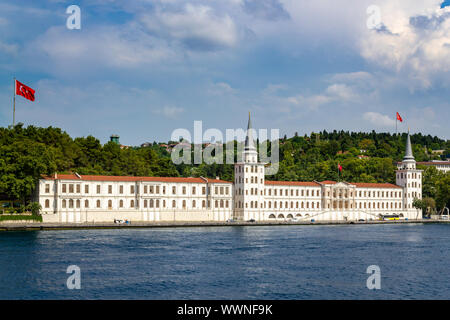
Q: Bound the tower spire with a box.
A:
[403,129,414,161]
[244,111,256,151]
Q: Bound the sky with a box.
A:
[0,0,449,145]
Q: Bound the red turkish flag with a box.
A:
[16,80,35,101]
[338,164,343,172]
[396,112,403,122]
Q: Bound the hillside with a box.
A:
[0,124,449,210]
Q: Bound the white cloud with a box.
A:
[26,25,177,75]
[140,4,238,50]
[359,2,450,89]
[363,112,396,127]
[208,82,236,95]
[153,106,184,119]
[0,41,18,55]
[286,83,358,110]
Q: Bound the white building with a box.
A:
[36,115,422,223]
[37,176,233,223]
[414,161,450,173]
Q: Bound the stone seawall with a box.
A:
[0,219,447,231]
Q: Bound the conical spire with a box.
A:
[403,130,415,161]
[244,112,256,151]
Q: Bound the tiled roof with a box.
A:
[319,180,401,188]
[42,174,231,184]
[320,180,337,185]
[265,181,321,187]
[351,182,402,189]
[417,162,450,165]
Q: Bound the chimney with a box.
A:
[216,176,220,180]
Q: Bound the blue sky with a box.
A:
[0,0,449,145]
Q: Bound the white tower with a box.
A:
[233,113,266,221]
[396,131,423,219]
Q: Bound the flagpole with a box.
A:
[395,113,397,136]
[13,77,16,127]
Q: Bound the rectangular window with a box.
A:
[97,185,101,194]
[183,186,186,195]
[76,184,80,193]
[130,185,135,194]
[69,184,74,193]
[172,186,176,194]
[202,187,206,195]
[156,186,160,194]
[150,186,154,194]
[85,184,89,194]
[120,185,123,194]
[62,184,67,193]
[108,185,112,194]
[192,186,196,195]
[144,185,147,194]
[45,184,50,193]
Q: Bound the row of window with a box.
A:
[235,176,264,184]
[236,200,322,210]
[46,183,230,196]
[45,199,231,210]
[397,172,421,179]
[236,165,263,173]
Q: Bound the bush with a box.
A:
[0,215,42,222]
[25,202,42,215]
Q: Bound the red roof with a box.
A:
[320,180,337,185]
[265,181,321,187]
[42,174,231,184]
[319,180,401,188]
[351,182,401,189]
[417,162,450,165]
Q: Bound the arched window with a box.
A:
[143,200,147,208]
[130,200,134,208]
[96,200,101,208]
[150,199,154,208]
[192,200,196,208]
[76,200,80,208]
[62,200,66,208]
[85,200,89,208]
[182,200,186,209]
[45,199,50,208]
[172,200,176,208]
[108,200,112,209]
[220,199,224,208]
[69,199,74,208]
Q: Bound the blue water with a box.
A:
[0,224,449,299]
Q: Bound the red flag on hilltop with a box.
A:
[396,112,403,122]
[338,164,343,172]
[15,80,35,102]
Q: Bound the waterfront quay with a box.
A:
[0,219,448,231]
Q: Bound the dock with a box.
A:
[0,219,448,231]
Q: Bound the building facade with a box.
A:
[410,161,450,173]
[36,115,422,223]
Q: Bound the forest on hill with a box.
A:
[1,124,449,211]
